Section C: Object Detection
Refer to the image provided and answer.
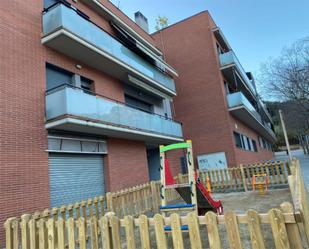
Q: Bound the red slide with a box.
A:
[195,177,224,215]
[164,159,223,214]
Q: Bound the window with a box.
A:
[81,76,93,92]
[246,137,251,151]
[234,132,257,152]
[252,140,258,152]
[216,44,224,55]
[125,95,153,113]
[233,132,242,148]
[262,139,267,149]
[46,63,73,90]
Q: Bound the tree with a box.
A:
[155,16,169,31]
[259,38,309,113]
[259,38,309,154]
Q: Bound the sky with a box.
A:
[110,0,309,79]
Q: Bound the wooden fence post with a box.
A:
[89,216,99,249]
[47,218,55,249]
[150,181,159,214]
[153,214,167,249]
[240,164,247,192]
[224,211,243,249]
[67,217,75,249]
[139,214,151,249]
[37,219,47,249]
[187,212,202,249]
[246,209,265,249]
[77,218,87,249]
[124,215,136,249]
[268,208,291,249]
[205,212,221,249]
[57,219,65,249]
[109,213,121,249]
[280,202,304,249]
[28,219,37,249]
[170,213,184,249]
[99,213,113,249]
[4,218,16,249]
[106,192,113,212]
[21,214,31,249]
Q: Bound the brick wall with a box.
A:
[0,0,50,244]
[0,0,160,246]
[104,138,149,191]
[152,11,274,169]
[153,12,238,167]
[230,115,274,165]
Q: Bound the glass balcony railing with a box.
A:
[42,3,175,93]
[227,92,262,122]
[227,92,276,139]
[219,51,256,95]
[45,85,183,139]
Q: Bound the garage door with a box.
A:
[49,153,105,208]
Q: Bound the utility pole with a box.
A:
[279,110,292,162]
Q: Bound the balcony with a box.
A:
[259,100,273,124]
[45,85,183,143]
[42,3,176,96]
[219,51,256,99]
[227,92,276,142]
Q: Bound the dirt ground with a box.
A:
[212,188,292,213]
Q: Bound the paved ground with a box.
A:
[275,149,309,191]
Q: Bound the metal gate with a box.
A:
[48,153,105,208]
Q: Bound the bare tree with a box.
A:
[259,38,309,154]
[259,38,309,113]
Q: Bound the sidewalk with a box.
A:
[275,149,309,191]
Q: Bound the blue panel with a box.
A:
[49,154,105,208]
[160,204,195,209]
[164,225,188,231]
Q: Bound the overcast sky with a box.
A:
[110,0,309,79]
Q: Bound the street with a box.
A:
[275,149,309,191]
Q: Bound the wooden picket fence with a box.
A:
[288,159,309,244]
[5,160,309,249]
[5,161,291,224]
[4,201,307,249]
[191,160,291,193]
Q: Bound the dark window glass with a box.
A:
[262,139,267,149]
[125,94,153,113]
[246,137,251,151]
[252,140,258,152]
[234,132,242,148]
[46,63,73,90]
[81,76,93,92]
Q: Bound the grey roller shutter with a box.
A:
[49,153,105,208]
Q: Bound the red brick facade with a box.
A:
[104,138,149,191]
[152,11,275,169]
[0,0,158,244]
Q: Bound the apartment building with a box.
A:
[152,11,276,171]
[0,0,182,239]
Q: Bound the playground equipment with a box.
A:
[252,173,269,196]
[159,140,223,222]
